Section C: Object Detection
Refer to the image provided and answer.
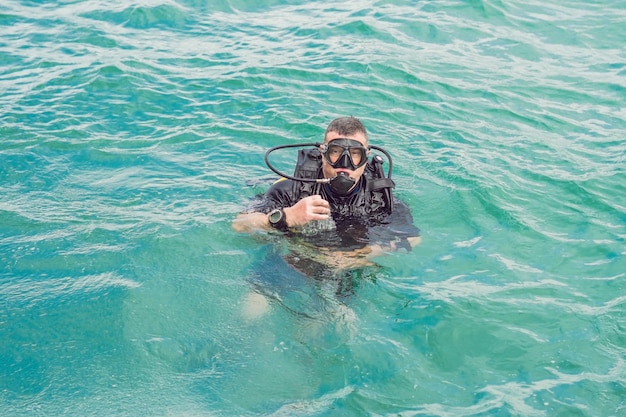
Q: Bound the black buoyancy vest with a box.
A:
[292,148,395,213]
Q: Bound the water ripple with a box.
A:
[1,272,140,307]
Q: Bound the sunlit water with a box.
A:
[1,0,625,416]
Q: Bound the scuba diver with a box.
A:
[233,117,421,319]
[233,116,421,260]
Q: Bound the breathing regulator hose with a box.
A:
[264,142,393,182]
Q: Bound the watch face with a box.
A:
[269,209,282,224]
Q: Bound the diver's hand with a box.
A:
[284,195,330,227]
[318,246,376,269]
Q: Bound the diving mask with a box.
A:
[320,138,369,170]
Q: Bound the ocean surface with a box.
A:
[1,0,625,416]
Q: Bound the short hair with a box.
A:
[324,116,368,142]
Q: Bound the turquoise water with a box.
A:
[1,0,625,415]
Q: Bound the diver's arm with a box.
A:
[362,197,422,257]
[315,236,421,270]
[408,236,422,247]
[367,236,421,257]
[232,195,331,233]
[232,212,272,233]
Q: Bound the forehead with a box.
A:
[325,130,367,146]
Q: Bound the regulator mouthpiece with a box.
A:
[329,172,356,195]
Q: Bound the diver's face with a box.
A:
[320,131,369,185]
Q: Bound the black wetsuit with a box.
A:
[251,173,420,251]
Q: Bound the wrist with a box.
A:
[393,237,412,252]
[282,206,293,227]
[268,208,288,230]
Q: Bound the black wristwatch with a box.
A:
[268,208,288,230]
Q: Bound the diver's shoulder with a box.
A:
[265,177,299,197]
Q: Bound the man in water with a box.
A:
[233,116,420,317]
[233,116,421,255]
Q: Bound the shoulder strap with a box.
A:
[292,148,322,198]
[294,148,322,179]
[365,155,395,212]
